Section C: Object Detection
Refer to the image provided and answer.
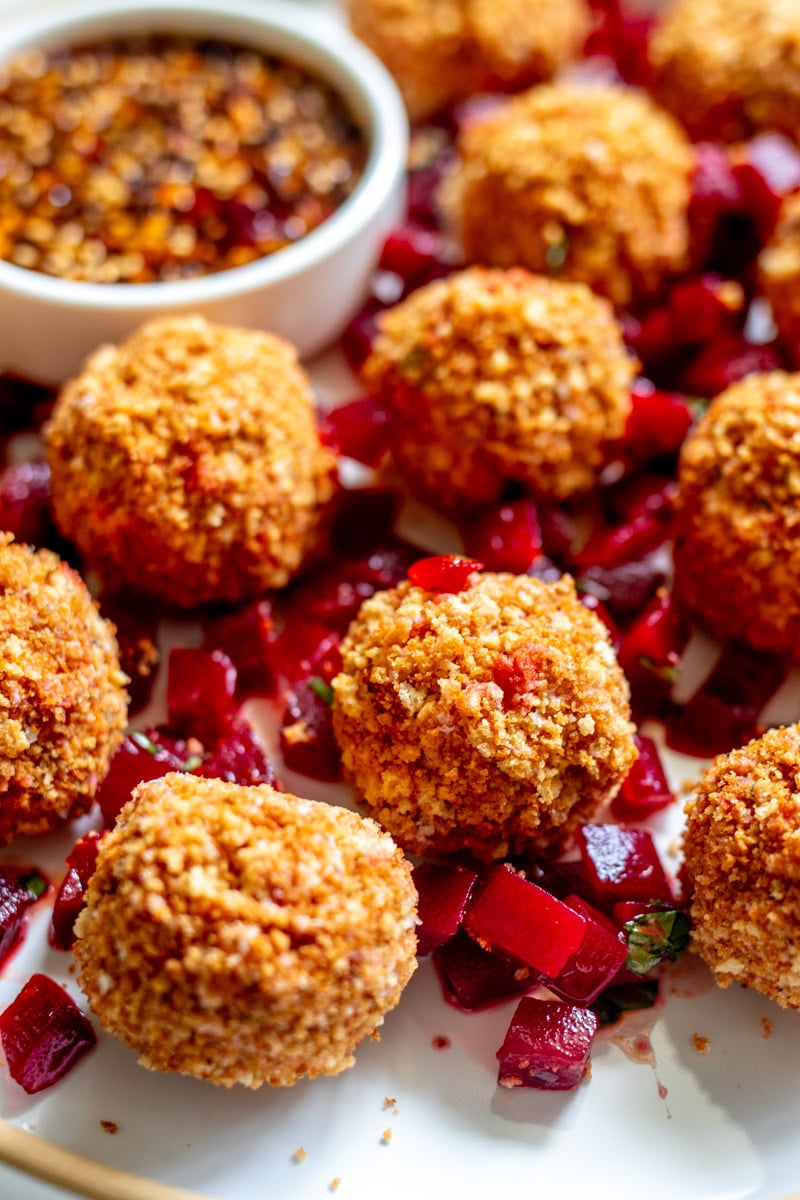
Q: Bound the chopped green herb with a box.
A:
[309,677,334,707]
[592,981,659,1027]
[130,730,162,757]
[544,233,570,273]
[638,655,679,685]
[624,909,690,977]
[183,754,204,772]
[20,870,48,899]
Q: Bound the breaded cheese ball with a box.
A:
[758,192,800,367]
[650,0,800,143]
[362,267,636,514]
[0,534,127,845]
[332,571,637,861]
[73,774,417,1088]
[683,724,800,1009]
[45,315,336,608]
[672,371,800,659]
[442,83,693,309]
[347,0,590,122]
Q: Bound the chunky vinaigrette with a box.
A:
[0,35,366,282]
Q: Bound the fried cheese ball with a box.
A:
[650,0,800,143]
[441,83,693,309]
[347,0,591,122]
[672,371,800,659]
[73,774,418,1088]
[758,192,800,367]
[332,571,637,861]
[361,267,636,514]
[45,315,336,608]
[683,724,800,1009]
[0,534,127,845]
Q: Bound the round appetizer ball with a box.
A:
[441,82,693,309]
[45,315,336,608]
[331,570,637,861]
[0,534,127,845]
[361,267,636,514]
[672,371,800,659]
[73,774,418,1088]
[650,0,800,143]
[758,192,800,367]
[347,0,591,122]
[683,724,800,1009]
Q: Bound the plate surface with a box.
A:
[1,4,800,1200]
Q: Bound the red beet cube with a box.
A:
[49,832,103,951]
[0,460,53,546]
[689,142,744,263]
[319,395,394,467]
[496,997,598,1091]
[733,132,800,237]
[667,274,745,347]
[579,551,667,622]
[328,487,400,558]
[379,225,448,286]
[202,599,276,697]
[0,868,47,967]
[280,677,342,781]
[576,824,674,907]
[195,719,275,788]
[413,863,478,957]
[463,864,586,979]
[407,555,483,593]
[167,647,238,743]
[612,734,674,821]
[96,732,185,828]
[459,501,543,575]
[434,929,534,1011]
[0,974,96,1094]
[623,381,694,464]
[577,510,671,571]
[679,333,783,397]
[548,897,628,1005]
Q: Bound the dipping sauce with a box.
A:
[0,36,367,283]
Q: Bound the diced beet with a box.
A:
[667,274,745,346]
[563,892,620,937]
[665,641,788,759]
[407,153,451,229]
[167,647,238,743]
[267,617,341,688]
[340,298,382,372]
[0,460,54,546]
[464,864,587,979]
[547,896,628,1006]
[280,677,341,781]
[624,306,680,380]
[286,544,416,634]
[0,974,96,1094]
[434,929,534,1011]
[689,142,745,265]
[379,225,448,287]
[679,332,784,397]
[100,592,161,717]
[202,599,276,697]
[612,734,674,821]
[195,719,275,788]
[413,862,478,957]
[496,996,598,1091]
[0,868,48,967]
[49,832,103,951]
[605,471,679,526]
[528,857,594,903]
[623,381,694,465]
[328,486,400,558]
[459,500,543,575]
[319,395,394,467]
[576,509,671,571]
[407,555,483,593]
[579,550,667,622]
[616,588,687,719]
[96,732,185,828]
[733,132,800,237]
[576,824,674,908]
[538,503,585,562]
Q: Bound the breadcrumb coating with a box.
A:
[672,371,800,658]
[332,571,637,860]
[683,724,800,1009]
[650,0,800,143]
[759,192,800,367]
[362,267,636,513]
[441,83,692,309]
[45,315,336,608]
[347,0,590,122]
[74,774,417,1088]
[0,534,127,845]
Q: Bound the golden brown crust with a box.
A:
[332,571,637,860]
[74,774,418,1088]
[0,534,127,844]
[672,371,800,658]
[45,314,336,608]
[683,724,800,1008]
[362,267,635,513]
[347,0,590,122]
[759,192,800,366]
[441,83,692,309]
[650,0,800,143]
